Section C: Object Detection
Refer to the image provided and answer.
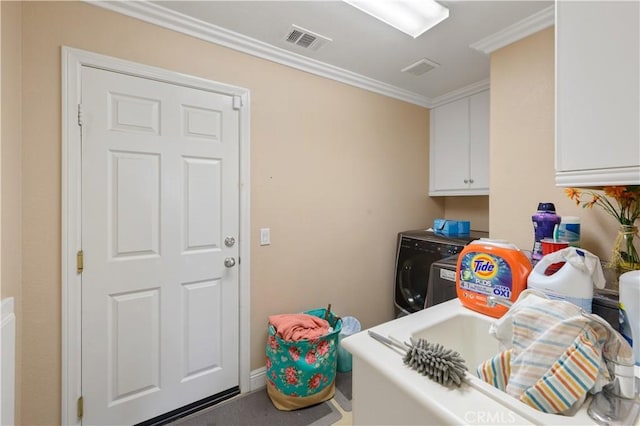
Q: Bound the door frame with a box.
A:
[61,47,251,425]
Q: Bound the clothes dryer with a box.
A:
[393,229,488,316]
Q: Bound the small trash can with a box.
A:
[337,316,361,372]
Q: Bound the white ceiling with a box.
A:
[102,1,554,105]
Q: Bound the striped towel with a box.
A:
[519,326,600,413]
[476,293,608,414]
[477,349,511,392]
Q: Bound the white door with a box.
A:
[80,66,240,425]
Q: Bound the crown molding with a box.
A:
[88,1,433,107]
[88,1,566,108]
[429,78,490,108]
[470,5,555,54]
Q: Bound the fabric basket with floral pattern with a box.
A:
[265,308,342,410]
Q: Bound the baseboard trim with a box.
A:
[250,367,267,391]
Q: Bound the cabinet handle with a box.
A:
[469,178,474,184]
[464,179,469,184]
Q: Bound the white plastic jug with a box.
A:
[527,247,605,312]
[619,270,640,366]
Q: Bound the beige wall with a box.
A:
[490,27,618,259]
[1,2,23,424]
[18,2,439,423]
[20,4,620,425]
[444,196,489,232]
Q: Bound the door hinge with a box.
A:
[232,95,243,110]
[77,396,84,419]
[77,250,84,274]
[78,104,83,127]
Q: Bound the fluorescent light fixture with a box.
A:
[344,0,449,38]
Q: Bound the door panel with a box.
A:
[182,279,222,379]
[81,66,239,425]
[109,288,161,403]
[110,151,161,258]
[184,158,221,250]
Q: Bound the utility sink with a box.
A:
[342,298,639,425]
[390,311,498,373]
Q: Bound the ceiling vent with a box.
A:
[401,58,440,76]
[284,25,332,51]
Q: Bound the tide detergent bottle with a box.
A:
[456,239,532,318]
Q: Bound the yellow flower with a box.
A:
[604,186,626,200]
[565,186,640,225]
[564,188,581,205]
[586,195,600,208]
[568,186,640,269]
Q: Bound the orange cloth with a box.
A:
[268,313,330,341]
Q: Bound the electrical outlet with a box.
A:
[260,228,271,246]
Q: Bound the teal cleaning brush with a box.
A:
[368,331,468,387]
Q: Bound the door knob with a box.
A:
[224,236,236,247]
[224,257,236,268]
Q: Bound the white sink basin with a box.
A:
[342,299,633,425]
[391,311,498,373]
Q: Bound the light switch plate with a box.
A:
[260,228,270,246]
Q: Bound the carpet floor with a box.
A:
[170,372,352,426]
[333,372,352,412]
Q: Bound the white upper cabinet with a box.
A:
[556,1,640,186]
[429,90,489,196]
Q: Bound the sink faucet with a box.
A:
[585,311,639,425]
[485,296,512,309]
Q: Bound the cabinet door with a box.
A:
[430,97,470,193]
[469,90,489,190]
[556,1,640,185]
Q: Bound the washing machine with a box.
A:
[393,229,488,316]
